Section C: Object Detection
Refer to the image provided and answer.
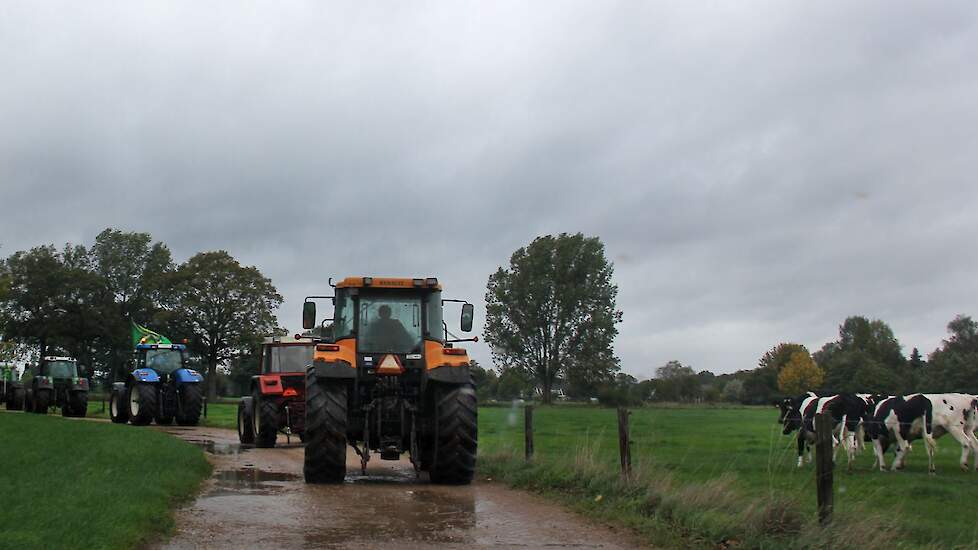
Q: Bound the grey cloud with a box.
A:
[2,1,978,377]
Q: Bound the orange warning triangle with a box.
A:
[376,354,404,375]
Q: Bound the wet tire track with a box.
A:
[154,426,645,549]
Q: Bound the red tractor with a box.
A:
[237,336,314,447]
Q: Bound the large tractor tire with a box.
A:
[428,384,478,485]
[68,391,88,418]
[109,387,130,423]
[176,383,202,426]
[254,392,279,448]
[6,387,24,411]
[128,383,157,426]
[33,389,52,415]
[304,370,347,484]
[238,397,256,445]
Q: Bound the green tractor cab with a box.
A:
[1,363,26,411]
[22,357,89,416]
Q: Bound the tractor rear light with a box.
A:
[425,277,438,287]
[443,348,467,356]
[316,344,340,352]
[362,277,373,286]
[283,388,298,398]
[412,278,424,287]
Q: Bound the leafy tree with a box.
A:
[652,360,700,402]
[166,251,282,399]
[721,379,745,402]
[776,351,824,394]
[759,343,809,371]
[927,315,978,393]
[89,229,174,381]
[484,233,622,404]
[909,347,926,370]
[496,367,532,400]
[814,316,907,394]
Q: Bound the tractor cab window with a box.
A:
[424,291,444,342]
[357,294,423,354]
[42,361,77,379]
[333,292,354,341]
[264,345,315,373]
[145,349,184,374]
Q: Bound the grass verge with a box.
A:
[478,406,974,549]
[0,412,211,549]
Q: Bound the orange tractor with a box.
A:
[301,276,477,484]
[238,335,315,447]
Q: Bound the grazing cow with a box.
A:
[867,393,978,472]
[781,393,822,467]
[808,393,876,471]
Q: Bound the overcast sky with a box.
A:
[2,2,977,378]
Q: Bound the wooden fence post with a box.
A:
[815,412,834,524]
[618,407,632,478]
[524,405,534,461]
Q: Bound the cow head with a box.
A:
[781,398,804,435]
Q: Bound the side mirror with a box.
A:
[460,303,474,333]
[302,301,316,330]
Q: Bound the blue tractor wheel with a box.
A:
[128,383,157,426]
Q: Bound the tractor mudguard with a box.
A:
[255,375,284,395]
[133,368,160,383]
[426,364,472,385]
[34,378,54,390]
[173,368,203,384]
[311,360,356,380]
[111,382,126,393]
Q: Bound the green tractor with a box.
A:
[22,356,89,416]
[1,362,25,410]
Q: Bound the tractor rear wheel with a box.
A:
[129,383,157,425]
[238,397,256,445]
[428,384,478,485]
[176,383,202,426]
[254,392,279,448]
[69,391,88,417]
[304,370,347,484]
[34,389,52,415]
[110,388,129,423]
[6,387,24,411]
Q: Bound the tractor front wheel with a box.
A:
[110,388,129,423]
[254,392,279,448]
[69,391,88,418]
[129,383,157,425]
[238,397,256,445]
[33,389,52,415]
[428,384,478,485]
[176,383,202,426]
[304,370,347,484]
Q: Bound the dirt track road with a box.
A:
[155,426,642,549]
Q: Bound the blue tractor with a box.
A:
[109,343,204,426]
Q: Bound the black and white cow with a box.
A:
[807,393,876,471]
[780,392,822,467]
[867,393,978,472]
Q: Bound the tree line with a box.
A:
[0,228,282,399]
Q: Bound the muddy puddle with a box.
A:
[158,426,643,549]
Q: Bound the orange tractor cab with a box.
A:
[237,335,315,447]
[301,276,478,484]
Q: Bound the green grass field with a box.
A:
[0,412,211,550]
[478,405,978,549]
[86,399,238,430]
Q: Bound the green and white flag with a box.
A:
[131,322,171,346]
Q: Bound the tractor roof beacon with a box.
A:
[109,341,205,427]
[302,276,478,484]
[238,335,316,447]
